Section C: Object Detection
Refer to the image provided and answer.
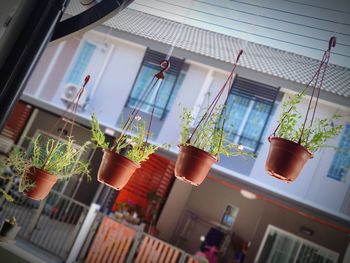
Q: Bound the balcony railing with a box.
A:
[77,212,199,263]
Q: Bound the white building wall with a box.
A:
[157,63,209,145]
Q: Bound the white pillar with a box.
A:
[156,180,193,242]
[343,242,350,263]
[66,203,101,263]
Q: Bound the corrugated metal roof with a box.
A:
[65,2,350,98]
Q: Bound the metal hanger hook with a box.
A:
[155,60,171,79]
[236,49,244,63]
[328,36,336,51]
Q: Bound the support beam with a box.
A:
[0,0,68,130]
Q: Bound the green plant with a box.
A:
[179,106,255,158]
[0,189,14,202]
[146,191,163,203]
[3,134,91,192]
[276,92,343,153]
[91,113,157,164]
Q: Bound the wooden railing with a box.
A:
[84,216,199,263]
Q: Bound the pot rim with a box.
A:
[103,149,141,168]
[27,166,57,182]
[178,144,218,162]
[268,136,313,158]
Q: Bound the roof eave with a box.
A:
[96,25,350,108]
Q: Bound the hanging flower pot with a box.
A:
[23,167,58,200]
[2,76,92,200]
[265,137,312,182]
[91,61,170,190]
[175,145,217,186]
[97,149,140,190]
[174,50,254,186]
[265,37,343,182]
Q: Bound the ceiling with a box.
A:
[129,0,350,68]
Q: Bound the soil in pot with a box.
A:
[24,167,58,200]
[175,145,217,186]
[266,137,313,182]
[97,149,140,190]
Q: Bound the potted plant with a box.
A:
[266,92,343,182]
[266,37,343,182]
[176,106,254,186]
[91,114,157,190]
[91,60,171,190]
[145,190,163,220]
[3,134,91,200]
[0,76,91,200]
[0,216,20,242]
[174,50,254,186]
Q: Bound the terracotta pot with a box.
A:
[175,145,217,186]
[97,149,140,190]
[24,167,57,200]
[266,137,313,182]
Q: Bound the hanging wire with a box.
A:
[112,1,194,151]
[41,75,91,169]
[188,50,244,151]
[189,22,249,151]
[298,37,336,144]
[271,37,337,145]
[163,0,195,61]
[111,61,170,151]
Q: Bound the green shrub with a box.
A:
[91,113,157,164]
[276,92,343,153]
[3,135,91,192]
[179,106,255,158]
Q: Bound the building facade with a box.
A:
[16,5,350,261]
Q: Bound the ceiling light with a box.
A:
[240,189,257,200]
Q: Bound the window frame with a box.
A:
[125,48,185,120]
[223,77,279,154]
[255,225,339,263]
[327,124,350,181]
[58,33,114,109]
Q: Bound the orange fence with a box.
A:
[85,217,136,263]
[84,216,198,263]
[113,154,175,221]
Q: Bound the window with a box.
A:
[220,205,239,228]
[66,41,97,85]
[255,225,339,263]
[126,49,185,119]
[59,38,113,108]
[327,124,350,181]
[223,77,279,153]
[63,38,113,89]
[340,186,350,216]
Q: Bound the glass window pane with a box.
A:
[127,63,183,118]
[224,94,250,142]
[239,101,271,149]
[67,42,96,85]
[327,124,350,181]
